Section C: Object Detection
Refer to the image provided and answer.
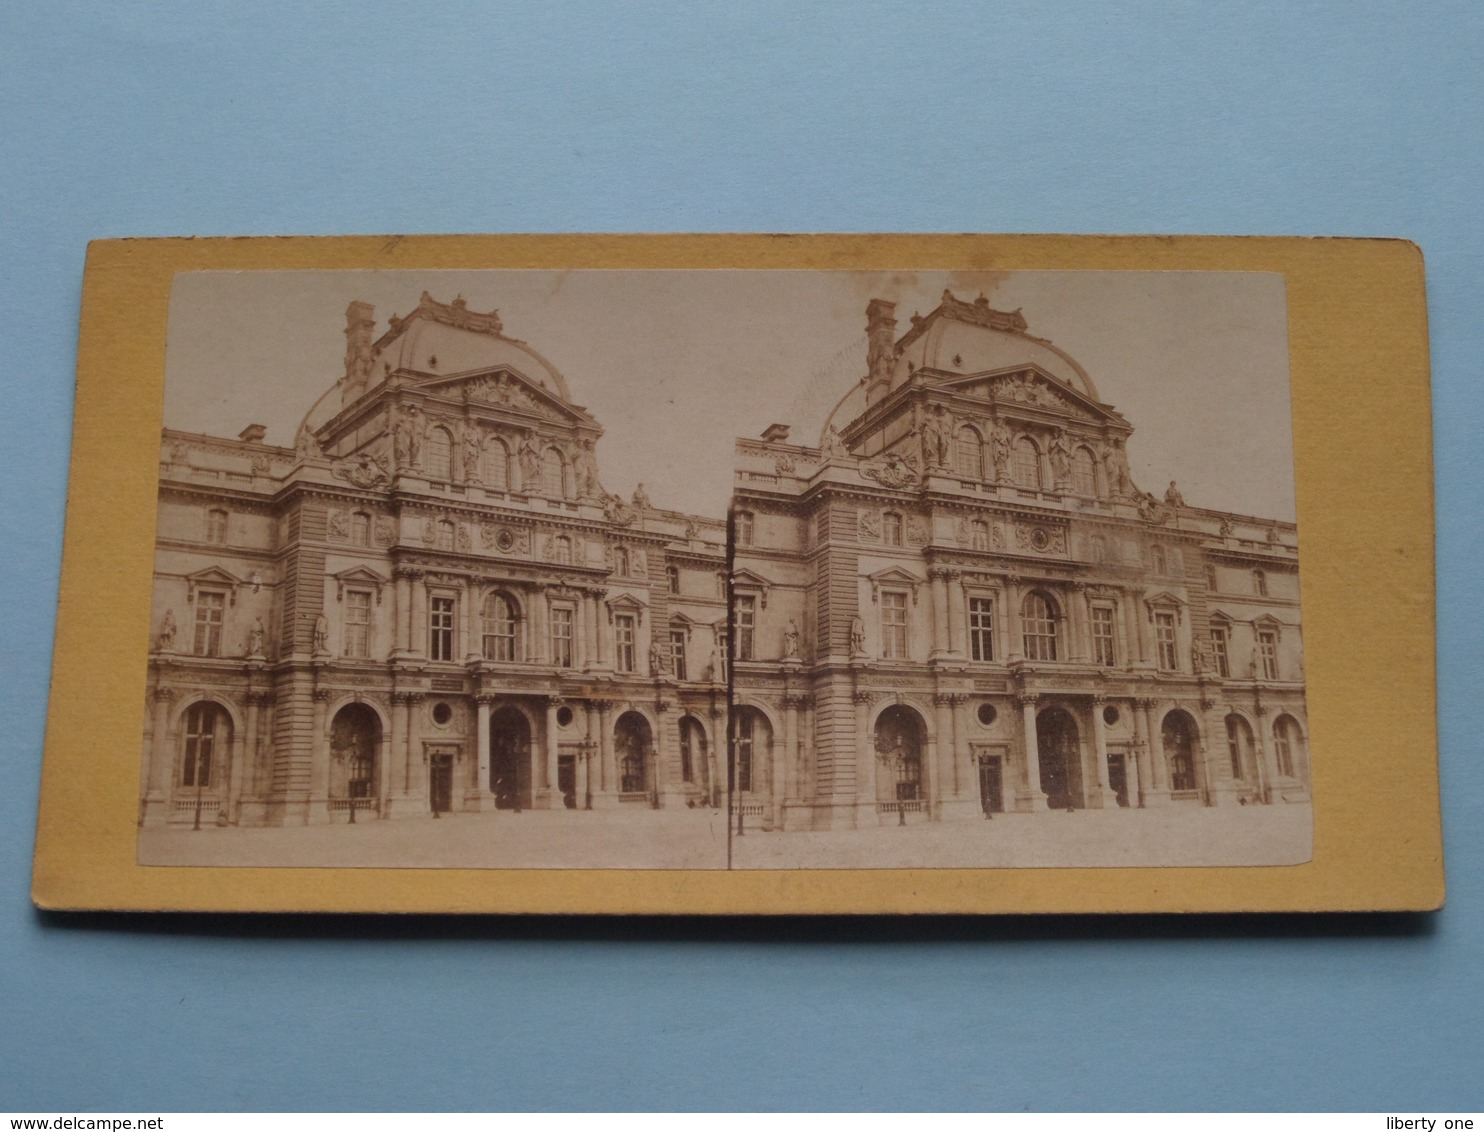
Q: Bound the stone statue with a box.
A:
[820,424,845,460]
[156,609,177,653]
[650,641,667,677]
[920,407,949,469]
[518,432,540,487]
[313,613,330,655]
[632,482,650,510]
[462,429,482,480]
[850,615,866,656]
[572,440,596,500]
[295,423,323,460]
[393,407,415,469]
[1164,480,1185,508]
[1191,640,1204,675]
[1218,517,1234,538]
[1104,441,1134,498]
[990,421,1012,481]
[783,618,801,658]
[248,617,266,657]
[1049,429,1073,489]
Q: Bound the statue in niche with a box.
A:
[462,429,483,481]
[247,617,266,657]
[989,421,1012,481]
[313,613,330,655]
[783,619,801,659]
[1049,429,1073,489]
[920,405,950,468]
[572,440,597,500]
[850,615,867,657]
[156,609,177,653]
[1164,480,1185,508]
[518,432,541,487]
[650,641,668,677]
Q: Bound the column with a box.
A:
[1134,594,1155,668]
[403,692,424,802]
[476,695,493,802]
[309,687,331,823]
[854,690,878,820]
[464,581,481,663]
[376,708,392,818]
[921,714,940,821]
[393,570,412,657]
[145,686,176,823]
[929,569,950,659]
[543,697,560,807]
[1017,692,1045,810]
[242,692,262,801]
[1137,697,1167,805]
[1254,703,1279,804]
[775,696,796,829]
[595,699,615,805]
[528,585,548,665]
[652,703,671,806]
[1202,702,1229,805]
[570,590,588,671]
[226,718,248,825]
[1069,584,1090,663]
[410,571,428,658]
[1007,580,1025,661]
[708,702,725,808]
[1089,695,1111,809]
[950,694,970,799]
[933,693,954,816]
[388,693,408,815]
[1122,589,1142,665]
[577,701,594,807]
[592,589,609,669]
[946,571,967,657]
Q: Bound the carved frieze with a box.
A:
[1013,523,1066,555]
[860,451,921,489]
[858,510,881,541]
[332,451,391,489]
[373,517,395,547]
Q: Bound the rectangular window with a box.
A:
[670,629,688,682]
[1155,611,1178,670]
[735,595,755,661]
[716,631,728,682]
[882,512,904,547]
[968,596,994,662]
[551,607,574,668]
[429,595,456,661]
[193,591,225,656]
[205,509,228,545]
[735,511,754,547]
[1210,626,1230,678]
[1205,563,1218,592]
[614,614,636,673]
[881,591,908,659]
[1258,630,1279,680]
[1091,605,1117,667]
[344,590,371,658]
[667,565,680,595]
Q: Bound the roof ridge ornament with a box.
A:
[937,289,1028,333]
[414,291,505,337]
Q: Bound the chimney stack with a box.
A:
[342,301,375,405]
[865,299,897,407]
[238,424,267,444]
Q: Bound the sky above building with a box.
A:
[165,269,1296,522]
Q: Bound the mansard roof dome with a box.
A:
[894,294,1098,400]
[373,293,572,401]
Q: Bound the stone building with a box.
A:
[142,292,728,828]
[731,290,1310,831]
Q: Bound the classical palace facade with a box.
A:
[142,293,727,828]
[731,291,1310,831]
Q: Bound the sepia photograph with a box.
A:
[135,267,1309,870]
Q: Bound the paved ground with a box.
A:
[138,800,1310,870]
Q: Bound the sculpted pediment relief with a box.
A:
[944,369,1104,422]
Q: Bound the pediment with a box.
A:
[1252,613,1284,630]
[866,566,925,606]
[941,366,1113,423]
[185,566,246,605]
[731,568,773,607]
[1143,590,1187,623]
[332,566,389,604]
[418,367,588,425]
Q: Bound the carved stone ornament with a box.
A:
[332,451,391,489]
[328,510,350,541]
[603,493,638,527]
[906,517,928,547]
[156,609,178,653]
[955,516,971,547]
[456,525,473,553]
[860,451,921,489]
[1014,523,1066,555]
[373,517,396,547]
[858,510,881,540]
[248,452,272,477]
[422,518,437,547]
[990,371,1085,417]
[774,453,797,475]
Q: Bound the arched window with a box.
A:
[541,448,567,499]
[1013,437,1042,488]
[1225,713,1255,781]
[180,701,228,789]
[349,511,371,546]
[1273,715,1303,778]
[1022,591,1060,661]
[1072,447,1098,496]
[1253,568,1268,597]
[484,439,510,491]
[955,426,984,479]
[1162,711,1199,792]
[971,520,990,551]
[481,592,518,662]
[882,511,904,547]
[733,707,770,795]
[436,519,455,551]
[426,427,453,481]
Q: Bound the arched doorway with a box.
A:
[1224,713,1257,788]
[330,703,381,814]
[1162,710,1200,794]
[490,705,531,810]
[176,699,233,826]
[615,712,653,797]
[731,706,772,799]
[874,704,926,805]
[1035,707,1083,810]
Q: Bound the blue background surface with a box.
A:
[2,2,1480,1112]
